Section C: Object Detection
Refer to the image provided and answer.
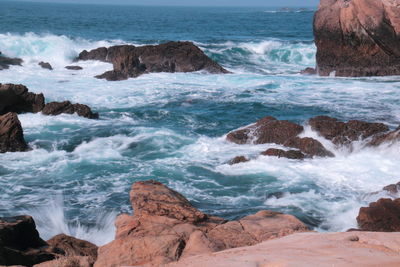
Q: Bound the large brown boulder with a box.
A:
[308,116,389,146]
[0,84,45,115]
[94,180,308,267]
[0,52,23,70]
[314,0,400,77]
[0,112,28,153]
[0,216,56,266]
[357,198,400,232]
[226,116,333,158]
[77,42,229,81]
[42,101,99,119]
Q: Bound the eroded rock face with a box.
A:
[308,116,389,146]
[42,101,99,119]
[0,216,55,266]
[0,52,23,70]
[0,84,45,115]
[0,112,28,153]
[314,0,400,77]
[357,198,400,232]
[94,180,308,267]
[77,42,229,81]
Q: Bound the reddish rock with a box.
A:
[262,148,305,160]
[357,198,400,232]
[38,62,52,70]
[47,234,97,259]
[94,180,308,267]
[226,116,304,145]
[42,101,99,119]
[0,216,56,266]
[229,156,250,165]
[308,116,388,146]
[0,84,45,115]
[78,42,229,81]
[284,137,334,157]
[314,0,400,77]
[0,112,28,153]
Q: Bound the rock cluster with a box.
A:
[94,180,309,267]
[314,0,400,77]
[0,83,98,153]
[77,41,230,81]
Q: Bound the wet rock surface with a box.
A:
[0,84,45,115]
[38,62,52,70]
[42,101,99,119]
[0,52,23,70]
[0,112,28,153]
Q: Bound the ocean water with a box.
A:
[0,2,399,246]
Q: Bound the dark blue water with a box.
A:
[1,1,399,245]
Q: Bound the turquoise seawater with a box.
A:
[0,1,399,245]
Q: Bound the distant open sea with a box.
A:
[1,1,399,245]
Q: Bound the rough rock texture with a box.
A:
[0,52,23,70]
[383,182,400,195]
[0,216,55,266]
[42,101,99,119]
[229,156,250,164]
[94,180,308,267]
[369,126,400,146]
[77,41,229,81]
[314,0,400,77]
[34,256,93,267]
[65,66,83,70]
[357,198,400,232]
[47,234,97,259]
[38,62,52,70]
[0,84,45,115]
[226,116,333,158]
[309,116,389,146]
[0,112,28,153]
[262,148,305,159]
[168,232,400,267]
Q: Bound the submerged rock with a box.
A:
[42,101,99,119]
[0,216,56,266]
[382,182,400,195]
[65,65,83,70]
[314,0,400,77]
[94,180,308,267]
[77,41,230,81]
[357,198,400,232]
[0,112,28,153]
[229,156,250,164]
[0,83,45,115]
[0,52,23,70]
[38,62,53,70]
[300,67,316,75]
[308,116,389,146]
[262,148,305,160]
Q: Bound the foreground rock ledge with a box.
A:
[77,41,230,81]
[94,180,309,267]
[314,0,400,77]
[167,232,400,267]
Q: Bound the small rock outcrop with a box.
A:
[77,41,229,81]
[42,101,99,119]
[65,66,83,70]
[0,112,28,153]
[229,156,250,165]
[314,0,400,77]
[382,182,400,195]
[94,180,308,267]
[226,116,333,158]
[369,126,400,146]
[262,148,305,160]
[0,216,56,266]
[38,62,53,70]
[308,116,389,146]
[357,198,400,232]
[0,52,23,70]
[0,84,45,115]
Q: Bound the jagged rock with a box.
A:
[0,84,45,115]
[65,66,83,70]
[300,67,316,75]
[369,126,400,146]
[38,62,52,70]
[309,116,389,146]
[262,148,305,160]
[47,234,97,259]
[0,112,28,153]
[357,198,400,232]
[77,42,229,81]
[226,116,333,158]
[42,101,99,119]
[229,156,250,165]
[94,180,308,267]
[0,52,23,70]
[314,0,400,77]
[0,216,56,266]
[382,182,400,195]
